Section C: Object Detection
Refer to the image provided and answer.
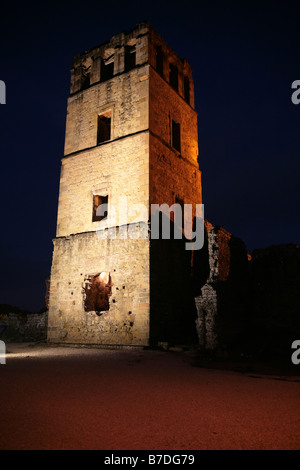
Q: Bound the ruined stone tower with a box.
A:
[47,22,202,346]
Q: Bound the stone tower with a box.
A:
[47,22,202,347]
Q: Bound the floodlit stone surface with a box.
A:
[48,22,202,346]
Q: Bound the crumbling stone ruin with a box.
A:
[48,22,202,346]
[0,310,48,343]
[193,221,251,353]
[47,22,299,353]
[194,239,300,357]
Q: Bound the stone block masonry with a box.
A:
[48,228,150,345]
[46,21,299,353]
[194,221,250,352]
[48,21,202,347]
[0,311,48,342]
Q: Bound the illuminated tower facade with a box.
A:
[47,22,202,346]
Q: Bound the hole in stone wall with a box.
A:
[83,272,113,315]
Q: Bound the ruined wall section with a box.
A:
[48,22,203,347]
[195,222,219,350]
[48,229,150,346]
[0,312,48,342]
[69,23,149,96]
[195,222,250,352]
[49,23,151,346]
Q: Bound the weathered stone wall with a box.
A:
[51,22,300,353]
[195,221,250,352]
[70,22,149,96]
[0,311,48,343]
[48,228,149,346]
[149,68,199,168]
[49,24,152,346]
[64,66,149,157]
[148,27,195,110]
[57,132,149,237]
[194,222,219,349]
[147,26,202,346]
[149,31,201,214]
[48,22,203,347]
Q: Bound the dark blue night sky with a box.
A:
[0,1,299,311]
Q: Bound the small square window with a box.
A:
[93,195,108,222]
[97,113,111,144]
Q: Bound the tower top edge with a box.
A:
[72,21,192,70]
[73,21,151,61]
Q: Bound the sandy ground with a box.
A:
[0,342,299,450]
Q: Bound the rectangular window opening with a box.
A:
[81,73,90,90]
[172,120,181,153]
[155,46,163,77]
[184,76,190,104]
[97,113,111,144]
[93,195,108,222]
[125,46,136,72]
[169,63,178,91]
[101,59,114,82]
